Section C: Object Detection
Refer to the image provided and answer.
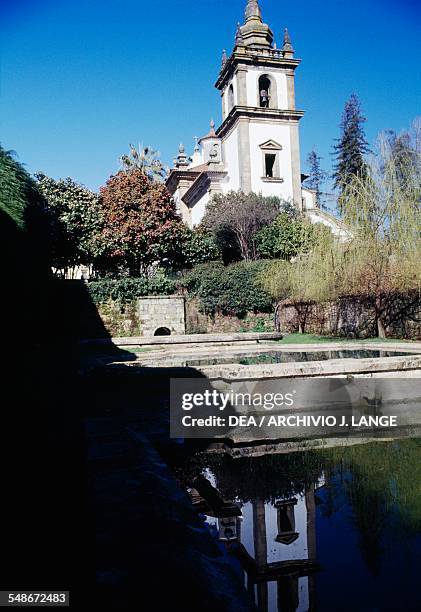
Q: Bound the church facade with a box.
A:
[166,0,347,238]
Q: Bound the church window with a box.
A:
[259,140,283,181]
[265,153,276,177]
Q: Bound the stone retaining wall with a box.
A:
[96,296,186,337]
[138,296,185,336]
[186,298,275,334]
[278,295,421,340]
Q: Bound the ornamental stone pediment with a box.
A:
[259,139,283,150]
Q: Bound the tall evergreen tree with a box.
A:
[384,129,418,188]
[304,148,328,208]
[333,94,370,208]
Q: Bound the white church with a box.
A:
[166,0,347,238]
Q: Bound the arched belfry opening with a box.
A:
[258,74,277,109]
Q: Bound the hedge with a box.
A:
[88,274,176,304]
[181,261,273,318]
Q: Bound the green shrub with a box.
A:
[255,213,317,260]
[181,227,221,267]
[181,261,273,317]
[88,272,175,304]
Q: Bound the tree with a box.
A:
[180,227,221,268]
[182,260,273,318]
[333,94,370,210]
[120,144,168,182]
[35,173,102,273]
[255,212,320,260]
[338,148,420,337]
[0,145,50,339]
[261,124,421,338]
[260,229,339,333]
[98,168,185,275]
[202,191,281,261]
[382,120,421,196]
[304,148,329,208]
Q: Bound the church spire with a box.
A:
[245,0,262,23]
[239,0,273,49]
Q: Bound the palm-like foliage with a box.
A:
[120,144,169,182]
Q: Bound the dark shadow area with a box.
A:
[81,364,254,610]
[0,193,133,608]
[154,326,171,336]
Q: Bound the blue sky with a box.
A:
[1,0,420,192]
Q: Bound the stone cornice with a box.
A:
[215,51,301,90]
[183,170,227,207]
[166,169,200,194]
[216,106,304,139]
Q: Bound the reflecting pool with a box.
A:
[175,439,421,611]
[172,350,413,368]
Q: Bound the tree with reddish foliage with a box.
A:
[98,168,185,275]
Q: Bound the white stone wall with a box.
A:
[222,73,238,118]
[249,121,294,199]
[305,209,351,241]
[302,187,316,210]
[221,129,241,192]
[137,296,186,336]
[191,191,210,227]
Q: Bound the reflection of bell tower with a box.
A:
[215,0,304,208]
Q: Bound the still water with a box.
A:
[182,350,412,368]
[176,439,421,611]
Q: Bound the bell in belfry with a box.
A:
[260,89,270,107]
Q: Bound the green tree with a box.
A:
[255,212,319,260]
[382,119,421,198]
[35,173,102,273]
[98,168,185,275]
[120,144,169,182]
[0,145,50,338]
[182,260,273,318]
[262,125,421,338]
[333,94,370,211]
[304,148,329,208]
[180,227,221,267]
[202,191,281,261]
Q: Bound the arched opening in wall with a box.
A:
[154,327,171,336]
[228,84,235,111]
[258,74,277,108]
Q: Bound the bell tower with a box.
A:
[215,0,304,209]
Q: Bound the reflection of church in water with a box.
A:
[197,469,323,612]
